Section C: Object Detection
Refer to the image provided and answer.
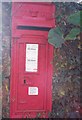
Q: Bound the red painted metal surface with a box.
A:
[10,2,55,118]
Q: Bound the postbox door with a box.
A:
[16,37,48,111]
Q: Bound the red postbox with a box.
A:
[10,2,55,118]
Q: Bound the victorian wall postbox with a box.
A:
[10,2,55,118]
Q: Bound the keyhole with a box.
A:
[24,80,26,84]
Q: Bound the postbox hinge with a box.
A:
[11,98,15,102]
[13,37,20,41]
